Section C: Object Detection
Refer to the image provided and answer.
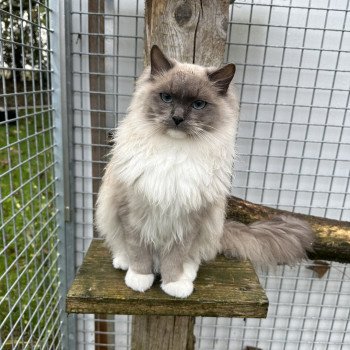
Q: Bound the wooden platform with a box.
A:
[66,240,268,318]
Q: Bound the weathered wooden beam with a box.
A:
[88,0,108,207]
[226,196,350,264]
[88,1,112,348]
[144,0,230,66]
[131,316,195,350]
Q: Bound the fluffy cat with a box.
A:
[95,45,314,298]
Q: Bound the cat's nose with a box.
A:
[172,116,184,125]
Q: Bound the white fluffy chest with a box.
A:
[116,141,232,212]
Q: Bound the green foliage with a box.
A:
[0,110,61,347]
[0,1,50,108]
[0,1,49,70]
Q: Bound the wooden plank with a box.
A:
[144,0,230,66]
[226,196,350,264]
[131,316,195,350]
[88,1,112,348]
[88,0,108,208]
[66,240,268,318]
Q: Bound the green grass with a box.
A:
[0,109,61,348]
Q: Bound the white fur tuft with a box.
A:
[112,255,129,271]
[161,263,199,298]
[166,129,187,139]
[183,261,199,282]
[161,278,194,298]
[125,268,155,292]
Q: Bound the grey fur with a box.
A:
[221,216,315,265]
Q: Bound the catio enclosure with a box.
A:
[0,0,350,349]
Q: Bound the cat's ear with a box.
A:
[150,45,174,76]
[207,64,236,95]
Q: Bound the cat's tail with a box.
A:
[220,216,315,265]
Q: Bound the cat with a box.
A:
[95,45,314,298]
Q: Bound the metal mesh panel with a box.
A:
[229,0,350,220]
[71,1,143,347]
[0,1,62,348]
[69,0,349,349]
[196,261,350,350]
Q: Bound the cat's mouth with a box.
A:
[161,119,190,139]
[166,128,187,139]
[163,122,202,140]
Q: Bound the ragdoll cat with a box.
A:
[95,45,314,298]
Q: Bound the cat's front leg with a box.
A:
[124,241,155,293]
[160,245,199,298]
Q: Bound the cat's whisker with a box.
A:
[194,129,222,145]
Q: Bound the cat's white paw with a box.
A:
[161,279,194,298]
[183,261,199,282]
[112,255,129,270]
[125,268,154,292]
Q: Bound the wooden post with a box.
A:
[134,1,230,348]
[88,1,113,348]
[132,316,195,350]
[144,0,229,66]
[88,0,108,205]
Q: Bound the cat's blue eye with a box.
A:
[160,93,172,103]
[192,100,207,110]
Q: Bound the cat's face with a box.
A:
[144,46,236,139]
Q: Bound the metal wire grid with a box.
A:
[71,0,144,267]
[0,1,62,349]
[229,0,350,221]
[70,0,144,348]
[69,0,350,349]
[196,261,350,350]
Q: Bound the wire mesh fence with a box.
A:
[69,0,350,349]
[229,0,350,220]
[0,1,63,349]
[1,0,350,349]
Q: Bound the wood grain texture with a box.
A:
[66,240,268,318]
[132,316,195,350]
[88,0,108,212]
[144,0,230,66]
[226,196,350,264]
[88,1,113,348]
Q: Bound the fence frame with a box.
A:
[50,1,77,349]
